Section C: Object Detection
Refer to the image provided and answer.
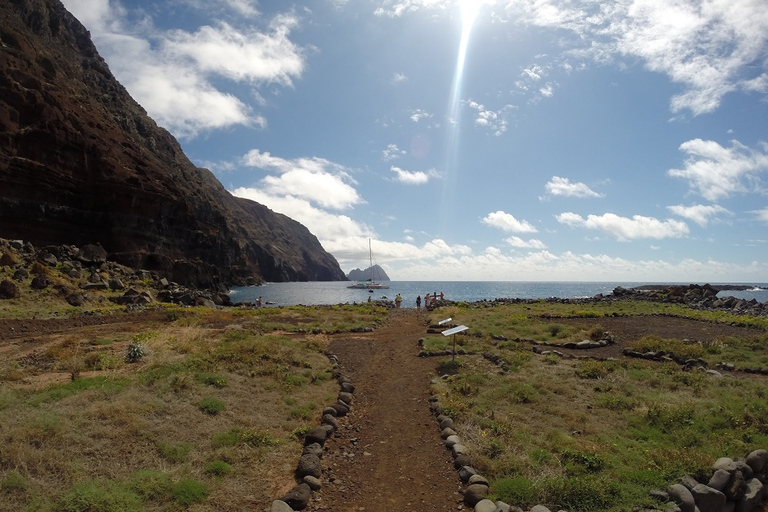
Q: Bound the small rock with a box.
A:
[280,483,311,511]
[473,499,497,512]
[463,484,488,506]
[270,500,294,512]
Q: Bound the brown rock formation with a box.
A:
[0,0,347,287]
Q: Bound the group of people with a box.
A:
[415,291,444,309]
[367,291,445,309]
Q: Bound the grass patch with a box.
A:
[198,397,225,415]
[428,301,768,512]
[172,479,209,507]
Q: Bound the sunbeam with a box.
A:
[440,0,483,232]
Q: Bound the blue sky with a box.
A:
[61,0,768,282]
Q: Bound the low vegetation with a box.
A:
[427,301,768,512]
[0,296,386,511]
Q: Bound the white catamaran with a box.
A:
[347,239,389,290]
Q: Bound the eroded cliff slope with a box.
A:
[0,0,346,287]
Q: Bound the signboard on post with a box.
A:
[442,325,468,361]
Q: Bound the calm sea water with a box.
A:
[229,281,768,307]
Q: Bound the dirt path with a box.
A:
[316,309,465,511]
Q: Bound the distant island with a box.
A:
[346,265,390,281]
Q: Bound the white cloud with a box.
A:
[392,248,768,282]
[506,236,547,249]
[392,72,408,83]
[241,150,362,210]
[754,208,768,224]
[667,139,768,201]
[410,109,433,122]
[374,0,451,18]
[232,189,368,241]
[466,101,516,136]
[542,176,602,198]
[390,166,440,185]
[61,0,304,139]
[500,0,768,115]
[482,211,538,233]
[383,143,406,161]
[667,204,731,227]
[556,212,689,241]
[163,18,304,85]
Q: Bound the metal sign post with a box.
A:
[442,325,468,362]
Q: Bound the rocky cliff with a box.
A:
[0,0,347,287]
[347,265,390,282]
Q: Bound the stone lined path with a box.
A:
[310,309,466,511]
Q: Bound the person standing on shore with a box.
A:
[416,295,421,309]
[395,294,403,308]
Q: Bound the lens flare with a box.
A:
[440,1,483,231]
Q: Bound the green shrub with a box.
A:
[172,479,209,507]
[561,449,605,475]
[59,480,142,512]
[126,342,145,363]
[576,360,610,380]
[0,470,27,493]
[127,469,172,501]
[158,441,192,463]
[198,397,225,415]
[197,373,228,388]
[594,393,635,411]
[543,476,618,511]
[205,460,232,477]
[437,359,462,375]
[492,476,537,507]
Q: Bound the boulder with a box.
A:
[452,444,468,457]
[468,474,489,486]
[463,483,489,506]
[474,499,497,512]
[668,483,696,512]
[302,443,323,457]
[76,244,107,264]
[270,500,293,512]
[735,478,765,512]
[0,279,20,299]
[303,475,322,491]
[304,426,331,446]
[296,454,321,478]
[458,466,477,482]
[725,470,748,501]
[280,483,311,511]
[746,449,768,474]
[321,414,339,431]
[690,484,726,512]
[709,469,732,491]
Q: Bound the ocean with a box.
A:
[228,281,768,307]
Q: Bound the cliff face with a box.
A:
[0,0,347,287]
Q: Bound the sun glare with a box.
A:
[459,0,482,29]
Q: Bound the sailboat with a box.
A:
[347,239,390,289]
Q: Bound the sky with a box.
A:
[60,0,768,282]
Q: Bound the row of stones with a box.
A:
[663,451,768,512]
[427,338,768,512]
[270,354,353,512]
[429,388,768,512]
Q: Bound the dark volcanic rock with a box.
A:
[0,0,347,288]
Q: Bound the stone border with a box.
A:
[269,353,354,512]
[424,342,768,512]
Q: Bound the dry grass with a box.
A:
[0,309,348,512]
